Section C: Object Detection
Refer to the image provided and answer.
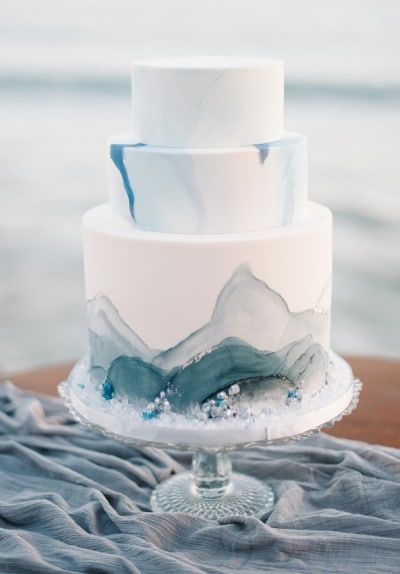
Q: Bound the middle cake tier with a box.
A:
[108,132,307,234]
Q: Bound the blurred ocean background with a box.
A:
[0,0,399,373]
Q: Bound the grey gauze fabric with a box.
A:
[0,382,399,574]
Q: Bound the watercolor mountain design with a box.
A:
[87,264,329,411]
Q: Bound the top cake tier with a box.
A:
[131,58,284,148]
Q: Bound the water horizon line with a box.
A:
[2,73,400,103]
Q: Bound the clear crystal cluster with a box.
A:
[142,389,172,420]
[286,380,304,406]
[200,383,241,420]
[105,374,306,422]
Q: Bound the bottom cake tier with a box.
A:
[83,202,332,417]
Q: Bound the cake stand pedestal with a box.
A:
[150,449,275,518]
[59,354,361,519]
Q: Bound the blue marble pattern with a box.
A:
[111,142,207,232]
[254,143,269,165]
[110,143,144,221]
[159,153,206,233]
[88,265,329,413]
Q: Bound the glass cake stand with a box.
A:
[59,353,362,519]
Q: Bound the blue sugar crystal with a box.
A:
[286,386,303,406]
[101,381,114,400]
[142,410,158,421]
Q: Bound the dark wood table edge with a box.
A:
[2,356,399,448]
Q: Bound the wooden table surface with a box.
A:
[3,356,400,448]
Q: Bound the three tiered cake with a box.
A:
[69,58,354,442]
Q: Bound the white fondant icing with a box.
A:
[131,58,284,147]
[83,202,331,352]
[108,132,307,233]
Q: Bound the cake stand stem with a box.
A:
[192,450,232,498]
[150,448,275,519]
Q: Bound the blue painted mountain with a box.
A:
[87,265,330,410]
[88,294,157,372]
[102,335,327,410]
[153,264,329,372]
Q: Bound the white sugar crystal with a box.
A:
[210,405,222,418]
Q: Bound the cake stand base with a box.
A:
[59,353,362,519]
[150,450,274,518]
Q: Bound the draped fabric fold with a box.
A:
[0,382,399,573]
